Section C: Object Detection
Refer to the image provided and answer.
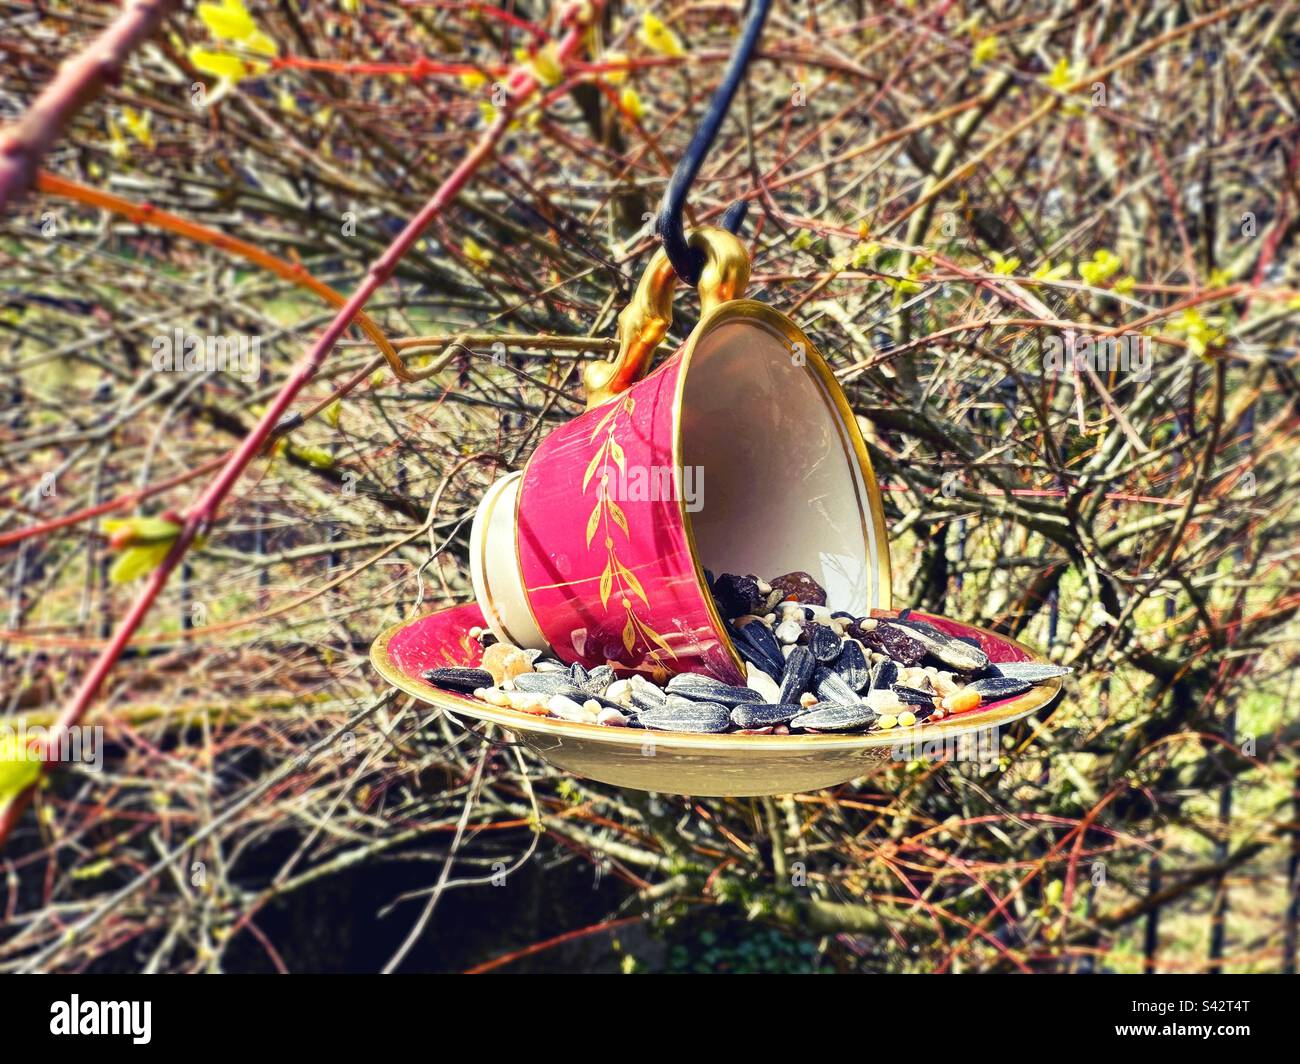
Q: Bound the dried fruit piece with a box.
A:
[853,620,927,666]
[888,618,990,672]
[480,641,533,685]
[941,688,981,714]
[768,571,827,605]
[422,667,493,693]
[711,573,765,618]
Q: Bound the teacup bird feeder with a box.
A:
[370,1,1062,794]
[370,228,1062,794]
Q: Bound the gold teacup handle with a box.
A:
[583,226,750,409]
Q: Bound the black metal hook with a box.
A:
[656,0,772,285]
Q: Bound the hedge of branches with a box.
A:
[1,0,1297,973]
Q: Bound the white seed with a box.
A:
[508,690,548,711]
[865,688,904,713]
[756,578,773,594]
[597,707,629,727]
[799,692,818,707]
[775,620,803,644]
[746,663,782,702]
[605,678,633,706]
[547,694,597,722]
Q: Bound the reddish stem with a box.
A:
[0,0,180,209]
[0,2,603,847]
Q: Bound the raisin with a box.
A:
[852,621,927,666]
[711,572,765,618]
[769,570,827,605]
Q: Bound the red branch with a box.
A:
[0,1,604,846]
[0,0,180,210]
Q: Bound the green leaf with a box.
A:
[102,516,181,544]
[0,735,41,809]
[109,540,174,584]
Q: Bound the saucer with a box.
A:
[370,604,1062,796]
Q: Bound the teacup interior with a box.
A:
[678,313,888,616]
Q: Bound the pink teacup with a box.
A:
[470,228,891,683]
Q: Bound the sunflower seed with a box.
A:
[730,621,784,679]
[581,664,616,696]
[422,667,493,693]
[807,623,843,663]
[813,665,863,706]
[628,674,668,712]
[512,672,590,699]
[666,673,764,705]
[834,640,871,691]
[790,702,878,732]
[966,675,1032,701]
[887,618,990,672]
[984,661,1072,682]
[777,645,816,704]
[892,684,938,707]
[639,699,732,733]
[730,703,804,728]
[869,658,899,691]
